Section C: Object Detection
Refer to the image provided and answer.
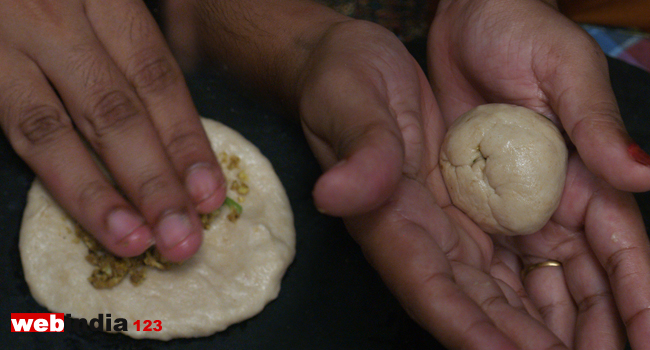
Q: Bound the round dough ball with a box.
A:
[439,104,567,235]
[19,118,295,340]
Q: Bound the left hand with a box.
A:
[428,0,650,348]
[161,0,650,347]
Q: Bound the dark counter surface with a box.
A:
[2,54,649,349]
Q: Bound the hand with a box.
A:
[162,1,650,348]
[0,0,226,261]
[491,154,650,349]
[298,19,572,349]
[428,0,650,348]
[429,0,650,192]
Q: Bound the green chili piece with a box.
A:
[223,197,243,215]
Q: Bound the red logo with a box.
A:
[11,313,64,332]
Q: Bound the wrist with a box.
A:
[187,0,351,111]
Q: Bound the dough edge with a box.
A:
[19,118,296,340]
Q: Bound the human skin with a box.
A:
[0,0,227,262]
[428,2,650,346]
[430,0,650,192]
[166,1,650,349]
[432,1,650,347]
[161,1,650,349]
[1,0,649,348]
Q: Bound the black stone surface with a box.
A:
[1,53,648,349]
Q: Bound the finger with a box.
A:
[453,263,569,350]
[301,67,405,217]
[583,178,650,350]
[25,17,201,262]
[552,157,628,349]
[521,258,576,348]
[85,0,226,214]
[489,249,546,324]
[163,0,200,72]
[562,246,624,350]
[537,27,650,192]
[346,180,520,350]
[0,48,152,257]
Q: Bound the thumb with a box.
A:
[300,75,405,217]
[310,123,404,217]
[542,35,650,192]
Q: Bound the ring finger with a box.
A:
[521,256,577,347]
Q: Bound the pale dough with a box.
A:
[19,118,295,340]
[439,104,567,235]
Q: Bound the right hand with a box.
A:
[0,0,227,262]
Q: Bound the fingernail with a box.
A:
[107,209,146,243]
[156,212,192,248]
[186,164,218,203]
[628,143,650,166]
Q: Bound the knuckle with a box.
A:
[129,52,179,93]
[335,121,400,159]
[537,299,572,319]
[16,105,71,146]
[570,106,624,141]
[576,291,611,313]
[78,180,116,209]
[122,4,157,43]
[624,306,650,328]
[66,43,112,90]
[19,0,67,30]
[137,172,173,203]
[86,90,142,137]
[164,128,206,162]
[478,294,507,312]
[604,246,640,280]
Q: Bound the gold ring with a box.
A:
[521,260,562,280]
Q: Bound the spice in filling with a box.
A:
[75,223,178,289]
[76,149,250,289]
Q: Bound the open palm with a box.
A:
[426,0,650,348]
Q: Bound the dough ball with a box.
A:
[439,104,567,235]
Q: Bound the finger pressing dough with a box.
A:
[19,118,295,340]
[439,104,567,235]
